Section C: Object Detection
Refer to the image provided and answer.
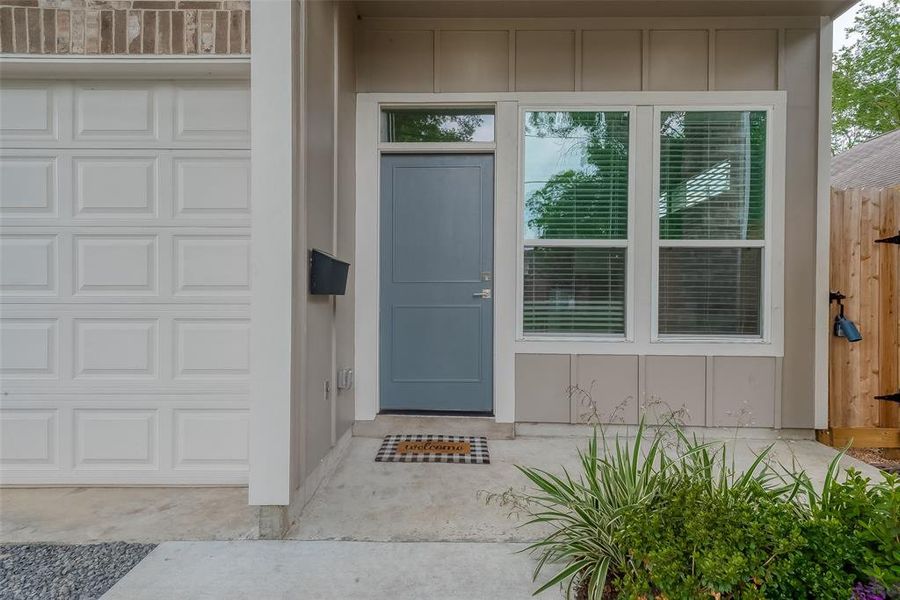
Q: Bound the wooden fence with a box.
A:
[824,185,899,449]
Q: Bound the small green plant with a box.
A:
[500,410,900,599]
[800,461,900,589]
[516,421,676,598]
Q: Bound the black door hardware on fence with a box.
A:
[829,291,863,342]
[875,230,900,245]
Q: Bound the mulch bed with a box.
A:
[847,447,900,474]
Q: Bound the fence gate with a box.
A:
[824,186,899,449]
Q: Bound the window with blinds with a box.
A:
[522,111,630,336]
[656,111,767,337]
[524,247,626,334]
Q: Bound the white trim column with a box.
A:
[249,0,300,508]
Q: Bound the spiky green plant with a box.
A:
[516,418,797,599]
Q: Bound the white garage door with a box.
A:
[0,79,251,484]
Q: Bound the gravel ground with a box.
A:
[0,543,156,600]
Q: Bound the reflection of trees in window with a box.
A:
[525,111,630,240]
[381,109,492,142]
[658,111,766,241]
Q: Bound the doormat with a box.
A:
[375,434,490,464]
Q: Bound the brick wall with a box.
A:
[0,0,249,55]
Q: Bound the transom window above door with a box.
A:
[380,107,495,143]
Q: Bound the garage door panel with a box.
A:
[174,235,250,295]
[174,155,251,218]
[0,235,58,295]
[0,81,247,150]
[74,85,159,142]
[74,409,158,468]
[5,311,250,393]
[173,409,249,469]
[0,155,58,217]
[0,149,249,228]
[74,235,158,295]
[73,318,158,379]
[0,83,58,141]
[0,318,59,378]
[0,409,59,468]
[174,83,250,144]
[174,319,250,378]
[73,155,158,218]
[0,80,250,484]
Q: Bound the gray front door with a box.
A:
[380,154,494,413]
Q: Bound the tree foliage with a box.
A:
[382,111,488,142]
[832,0,900,153]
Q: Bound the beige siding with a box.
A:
[517,354,780,426]
[711,357,778,427]
[515,30,576,91]
[647,30,709,90]
[294,1,356,485]
[335,1,357,440]
[357,16,824,428]
[781,29,820,428]
[714,29,779,90]
[357,30,434,92]
[439,30,510,92]
[515,354,570,423]
[581,30,643,91]
[575,355,639,424]
[303,0,336,477]
[644,356,707,426]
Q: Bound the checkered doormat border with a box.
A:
[375,434,490,464]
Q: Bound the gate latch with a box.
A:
[875,230,900,245]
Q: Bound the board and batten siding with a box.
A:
[355,18,824,428]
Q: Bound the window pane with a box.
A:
[659,111,766,240]
[524,111,630,240]
[658,247,762,336]
[381,108,494,142]
[524,247,626,335]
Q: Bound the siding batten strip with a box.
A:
[433,28,440,93]
[573,27,582,91]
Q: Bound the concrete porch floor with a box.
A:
[0,434,882,547]
[0,487,257,544]
[286,434,885,542]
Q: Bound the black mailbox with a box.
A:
[309,249,350,295]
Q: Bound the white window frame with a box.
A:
[650,105,777,345]
[516,105,637,342]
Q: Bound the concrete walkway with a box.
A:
[102,540,544,600]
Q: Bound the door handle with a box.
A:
[473,289,492,299]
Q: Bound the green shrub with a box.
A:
[812,468,900,589]
[508,416,900,599]
[616,481,857,599]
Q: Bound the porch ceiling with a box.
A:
[354,0,858,19]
